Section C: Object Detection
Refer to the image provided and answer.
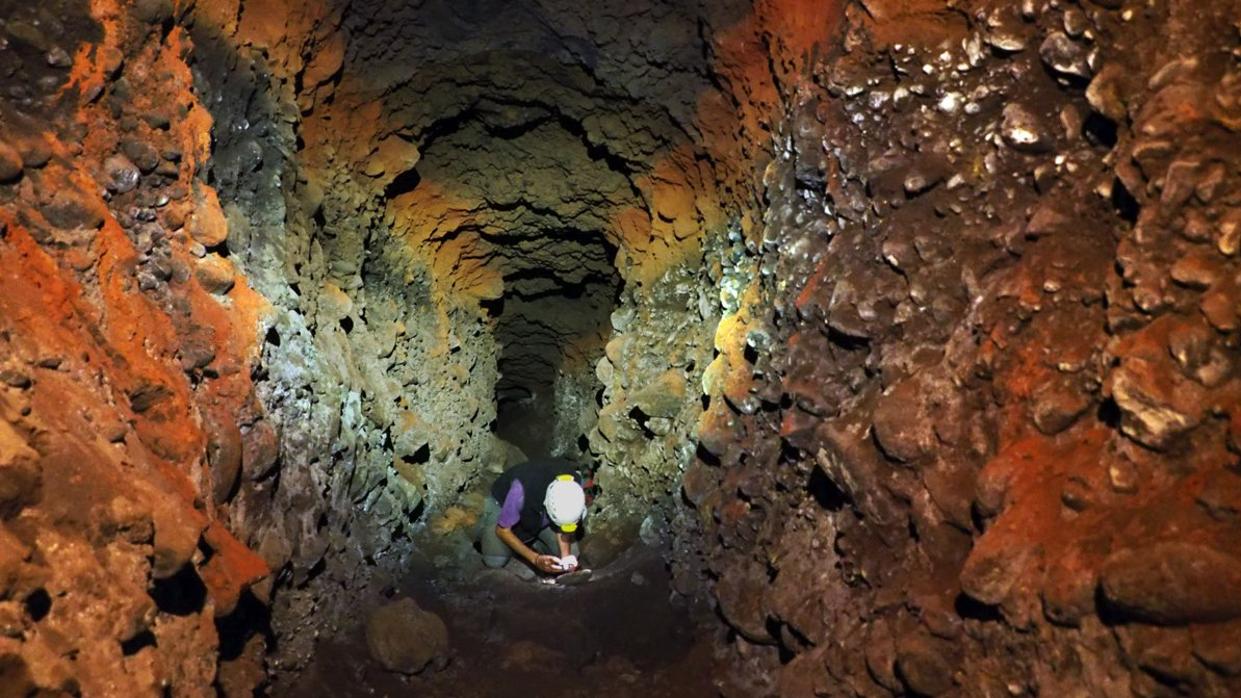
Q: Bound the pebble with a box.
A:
[985,28,1026,53]
[41,190,105,230]
[104,155,140,194]
[195,254,236,295]
[46,46,73,69]
[1040,32,1092,79]
[121,139,160,174]
[1001,103,1051,153]
[1062,9,1089,38]
[0,369,32,389]
[20,142,52,169]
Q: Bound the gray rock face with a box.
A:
[364,598,449,675]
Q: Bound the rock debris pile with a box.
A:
[0,0,1238,696]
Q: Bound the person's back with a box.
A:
[478,458,586,577]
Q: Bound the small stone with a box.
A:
[104,155,140,194]
[5,21,49,52]
[1025,204,1069,238]
[0,370,32,389]
[1040,31,1091,80]
[960,544,1029,605]
[40,190,105,230]
[195,254,235,295]
[904,170,940,197]
[133,0,174,24]
[1112,356,1205,449]
[143,112,171,130]
[1062,9,1088,38]
[1218,213,1240,257]
[985,30,1026,53]
[1001,103,1051,153]
[1060,478,1092,511]
[19,143,51,169]
[128,382,171,413]
[1086,65,1127,121]
[1170,252,1219,289]
[1161,159,1200,208]
[1108,458,1139,494]
[205,413,242,504]
[1031,380,1091,435]
[120,140,160,174]
[45,47,72,69]
[0,141,23,183]
[631,370,685,418]
[1200,289,1239,333]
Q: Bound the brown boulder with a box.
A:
[872,378,934,463]
[1100,543,1241,625]
[365,598,448,674]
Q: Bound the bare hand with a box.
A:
[534,555,562,574]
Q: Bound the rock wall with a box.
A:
[3,0,1239,695]
[0,0,812,692]
[677,1,1241,696]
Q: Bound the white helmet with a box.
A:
[544,475,586,533]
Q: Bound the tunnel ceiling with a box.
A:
[4,0,1241,696]
[321,0,763,449]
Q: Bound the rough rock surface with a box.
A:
[1,0,1239,695]
[364,597,448,675]
[671,2,1241,697]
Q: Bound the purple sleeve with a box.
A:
[497,480,525,529]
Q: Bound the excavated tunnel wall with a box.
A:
[1,0,1240,696]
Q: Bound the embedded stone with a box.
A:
[104,155,140,194]
[1001,103,1051,153]
[195,254,236,295]
[1100,543,1241,624]
[0,141,23,183]
[1040,31,1091,79]
[1111,356,1206,449]
[120,139,160,174]
[631,370,686,418]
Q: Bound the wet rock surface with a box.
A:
[669,1,1241,696]
[0,0,1238,695]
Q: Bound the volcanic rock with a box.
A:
[364,598,448,675]
[1100,543,1241,624]
[0,141,23,183]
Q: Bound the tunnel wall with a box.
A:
[1,0,1239,695]
[675,2,1241,696]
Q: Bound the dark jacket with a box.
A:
[491,458,580,540]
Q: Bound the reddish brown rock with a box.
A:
[1101,543,1241,625]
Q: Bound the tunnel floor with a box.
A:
[282,542,715,698]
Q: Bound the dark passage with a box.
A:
[488,233,621,459]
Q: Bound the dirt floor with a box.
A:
[282,542,716,698]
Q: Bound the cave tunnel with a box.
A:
[2,0,1241,696]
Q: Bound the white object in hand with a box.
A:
[558,555,578,571]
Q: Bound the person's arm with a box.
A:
[496,526,559,572]
[495,480,560,574]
